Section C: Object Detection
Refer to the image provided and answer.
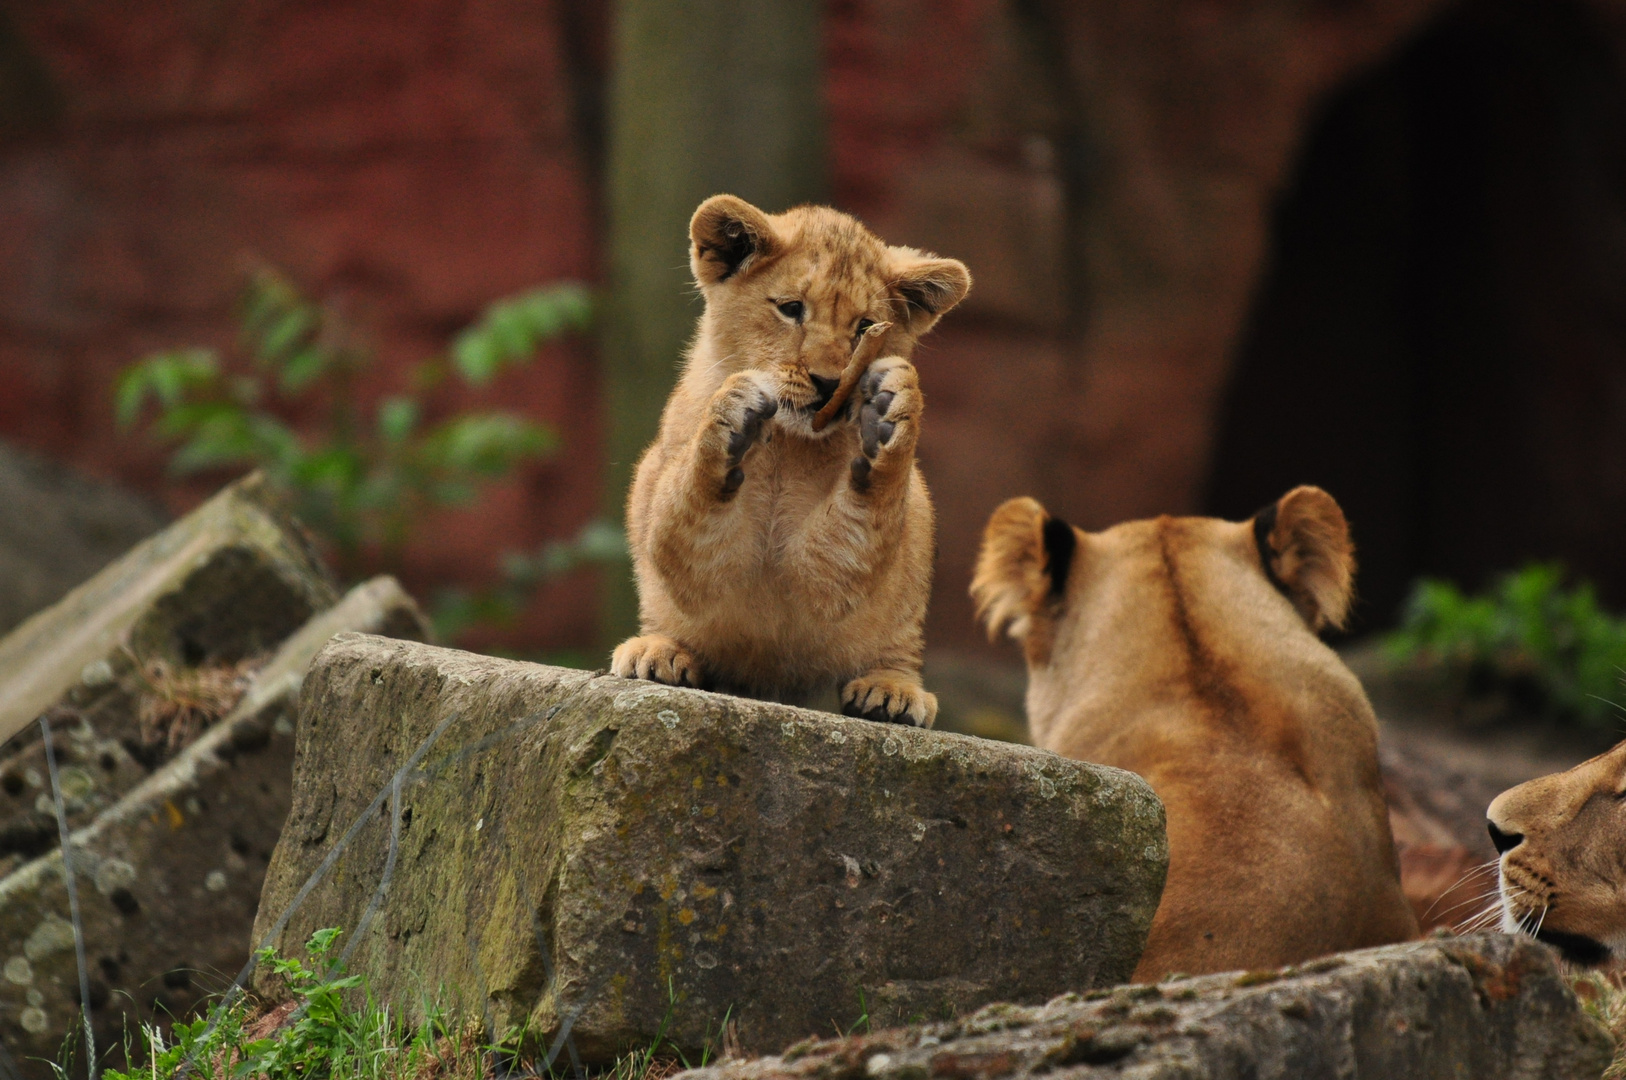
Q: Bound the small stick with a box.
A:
[812,320,892,432]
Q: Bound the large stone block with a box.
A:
[680,933,1612,1080]
[0,575,430,1077]
[253,635,1168,1062]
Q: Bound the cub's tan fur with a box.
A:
[1487,743,1626,967]
[612,195,970,726]
[972,488,1417,980]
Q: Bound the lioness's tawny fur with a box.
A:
[972,488,1418,979]
[612,195,970,726]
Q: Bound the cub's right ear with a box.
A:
[690,195,780,286]
[971,497,1076,662]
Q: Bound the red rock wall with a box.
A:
[3,0,1622,660]
[0,0,604,649]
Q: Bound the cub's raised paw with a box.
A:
[849,357,920,492]
[612,635,703,688]
[713,371,780,496]
[840,670,937,728]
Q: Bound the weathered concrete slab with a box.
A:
[679,933,1611,1080]
[0,471,337,750]
[0,472,340,884]
[0,577,430,1078]
[253,635,1168,1062]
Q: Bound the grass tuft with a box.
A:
[72,930,731,1080]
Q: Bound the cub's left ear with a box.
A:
[690,194,780,287]
[1254,485,1355,632]
[887,247,971,334]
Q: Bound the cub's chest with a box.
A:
[734,432,850,529]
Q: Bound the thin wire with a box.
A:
[40,716,97,1080]
[337,766,403,971]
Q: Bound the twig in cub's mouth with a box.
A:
[811,320,892,432]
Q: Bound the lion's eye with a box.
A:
[776,300,804,322]
[855,317,875,336]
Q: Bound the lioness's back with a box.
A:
[975,488,1417,980]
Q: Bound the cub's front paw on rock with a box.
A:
[612,635,703,687]
[712,371,781,495]
[849,357,921,492]
[841,671,937,727]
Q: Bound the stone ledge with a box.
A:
[253,634,1169,1061]
[677,933,1611,1080]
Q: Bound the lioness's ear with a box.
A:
[690,195,780,286]
[1254,485,1355,632]
[887,248,971,334]
[972,497,1075,662]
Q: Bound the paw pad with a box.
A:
[726,395,778,466]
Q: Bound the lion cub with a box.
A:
[611,195,970,726]
[972,487,1417,979]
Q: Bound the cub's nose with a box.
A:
[809,373,840,409]
[1488,821,1523,855]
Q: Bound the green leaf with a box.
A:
[278,347,329,393]
[290,446,364,493]
[376,396,420,443]
[154,400,244,440]
[419,413,557,480]
[451,282,592,384]
[115,349,220,429]
[451,330,504,385]
[260,305,315,361]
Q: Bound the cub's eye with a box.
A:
[776,300,805,322]
[855,317,875,335]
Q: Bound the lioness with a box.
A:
[1487,744,1626,966]
[612,195,971,726]
[972,487,1418,980]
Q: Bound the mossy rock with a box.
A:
[253,635,1168,1062]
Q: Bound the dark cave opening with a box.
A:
[1205,0,1626,631]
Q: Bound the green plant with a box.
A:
[1385,563,1626,728]
[98,928,466,1080]
[117,269,588,561]
[115,269,623,643]
[88,931,727,1080]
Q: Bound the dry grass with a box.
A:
[410,1018,492,1080]
[133,656,256,750]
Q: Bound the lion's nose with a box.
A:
[1488,821,1523,854]
[809,373,840,409]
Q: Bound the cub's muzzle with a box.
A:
[809,373,840,411]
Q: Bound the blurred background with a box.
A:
[0,0,1622,673]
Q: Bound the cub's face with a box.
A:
[688,195,970,438]
[1487,742,1626,966]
